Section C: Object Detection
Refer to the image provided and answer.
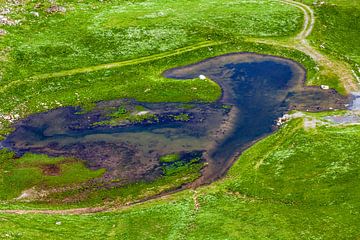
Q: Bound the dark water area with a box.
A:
[1,53,348,186]
[2,101,229,183]
[163,53,348,184]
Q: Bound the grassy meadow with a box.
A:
[0,0,359,239]
[305,0,360,81]
[0,0,304,125]
[0,117,359,239]
[0,152,105,201]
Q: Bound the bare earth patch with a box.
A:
[41,164,61,176]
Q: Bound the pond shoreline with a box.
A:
[0,52,350,204]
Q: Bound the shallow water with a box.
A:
[164,53,348,183]
[1,53,348,186]
[350,92,360,110]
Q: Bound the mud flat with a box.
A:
[1,53,349,190]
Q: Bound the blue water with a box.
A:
[1,53,347,184]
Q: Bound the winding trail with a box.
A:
[1,1,357,93]
[282,0,314,40]
[0,0,358,215]
[0,207,109,215]
[0,40,223,94]
[253,0,358,93]
[286,0,359,93]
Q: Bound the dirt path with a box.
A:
[286,0,358,92]
[0,40,224,94]
[1,0,358,216]
[0,207,108,215]
[252,0,359,93]
[0,188,182,215]
[282,0,314,40]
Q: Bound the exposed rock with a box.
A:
[30,11,39,17]
[136,111,150,116]
[0,15,20,26]
[15,187,42,201]
[0,8,11,15]
[0,29,7,36]
[0,112,20,123]
[7,0,22,6]
[45,5,66,14]
[325,114,360,125]
[276,112,305,126]
[321,85,330,90]
[199,74,207,80]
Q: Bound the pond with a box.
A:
[1,53,348,187]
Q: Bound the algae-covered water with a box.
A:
[1,53,348,186]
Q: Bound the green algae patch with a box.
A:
[159,154,181,163]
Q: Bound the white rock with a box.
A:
[136,111,149,116]
[30,11,39,17]
[0,29,6,36]
[321,85,330,90]
[283,114,290,119]
[199,75,207,80]
[0,8,11,15]
[1,17,20,26]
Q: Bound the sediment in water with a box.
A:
[1,53,349,192]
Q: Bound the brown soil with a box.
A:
[41,164,61,176]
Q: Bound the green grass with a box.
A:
[0,0,302,80]
[306,0,360,79]
[159,154,181,163]
[162,157,203,177]
[225,119,360,204]
[0,152,105,200]
[0,0,306,134]
[0,41,317,136]
[109,106,128,117]
[171,113,191,122]
[0,0,359,238]
[94,104,159,126]
[0,149,203,208]
[34,154,204,208]
[0,117,359,239]
[307,67,346,94]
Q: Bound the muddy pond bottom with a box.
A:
[1,53,348,187]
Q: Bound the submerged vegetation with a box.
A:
[1,117,360,238]
[0,0,305,133]
[0,151,105,201]
[0,149,205,208]
[0,0,359,238]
